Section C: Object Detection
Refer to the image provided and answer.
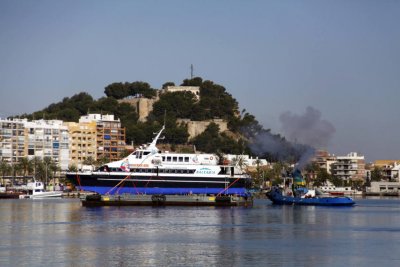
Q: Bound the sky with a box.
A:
[0,0,399,162]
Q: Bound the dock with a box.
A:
[81,194,253,207]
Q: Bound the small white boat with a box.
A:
[19,181,63,199]
[318,185,362,196]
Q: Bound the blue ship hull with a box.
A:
[66,172,251,196]
[266,187,355,206]
[78,186,248,196]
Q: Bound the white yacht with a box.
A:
[19,181,63,199]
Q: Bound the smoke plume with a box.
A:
[279,106,335,148]
[246,106,335,170]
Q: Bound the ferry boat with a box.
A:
[66,126,252,196]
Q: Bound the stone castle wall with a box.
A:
[177,119,228,139]
[118,98,157,122]
[119,97,228,139]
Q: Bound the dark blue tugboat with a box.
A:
[266,170,355,206]
[266,186,355,206]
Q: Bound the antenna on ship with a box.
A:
[149,110,166,152]
[163,110,166,128]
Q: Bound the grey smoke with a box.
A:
[246,106,335,171]
[279,106,335,148]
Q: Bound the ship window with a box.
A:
[144,151,150,155]
[173,157,177,162]
[179,157,183,162]
[185,157,189,162]
[162,156,165,161]
[167,156,171,162]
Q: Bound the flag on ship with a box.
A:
[120,160,129,172]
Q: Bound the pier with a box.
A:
[81,194,253,207]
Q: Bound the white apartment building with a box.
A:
[0,118,26,164]
[24,120,69,170]
[381,162,400,182]
[331,152,366,182]
[0,118,70,170]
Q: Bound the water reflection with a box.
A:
[0,198,400,266]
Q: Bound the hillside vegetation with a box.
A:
[17,77,308,163]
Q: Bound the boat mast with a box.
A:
[147,125,165,153]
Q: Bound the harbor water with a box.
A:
[0,197,399,267]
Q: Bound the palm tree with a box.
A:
[12,164,23,185]
[43,157,53,187]
[17,157,33,178]
[0,161,11,186]
[231,155,248,171]
[50,162,61,190]
[31,156,42,179]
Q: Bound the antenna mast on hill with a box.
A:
[190,64,194,79]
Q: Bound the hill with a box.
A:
[15,77,310,163]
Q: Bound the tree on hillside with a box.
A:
[164,120,189,144]
[199,80,239,119]
[57,108,81,122]
[21,92,95,122]
[191,123,221,153]
[162,82,175,89]
[90,97,119,113]
[128,81,157,98]
[104,81,157,99]
[151,91,197,121]
[229,111,262,133]
[181,77,203,87]
[104,82,129,99]
[219,133,247,154]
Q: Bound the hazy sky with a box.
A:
[0,0,399,162]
